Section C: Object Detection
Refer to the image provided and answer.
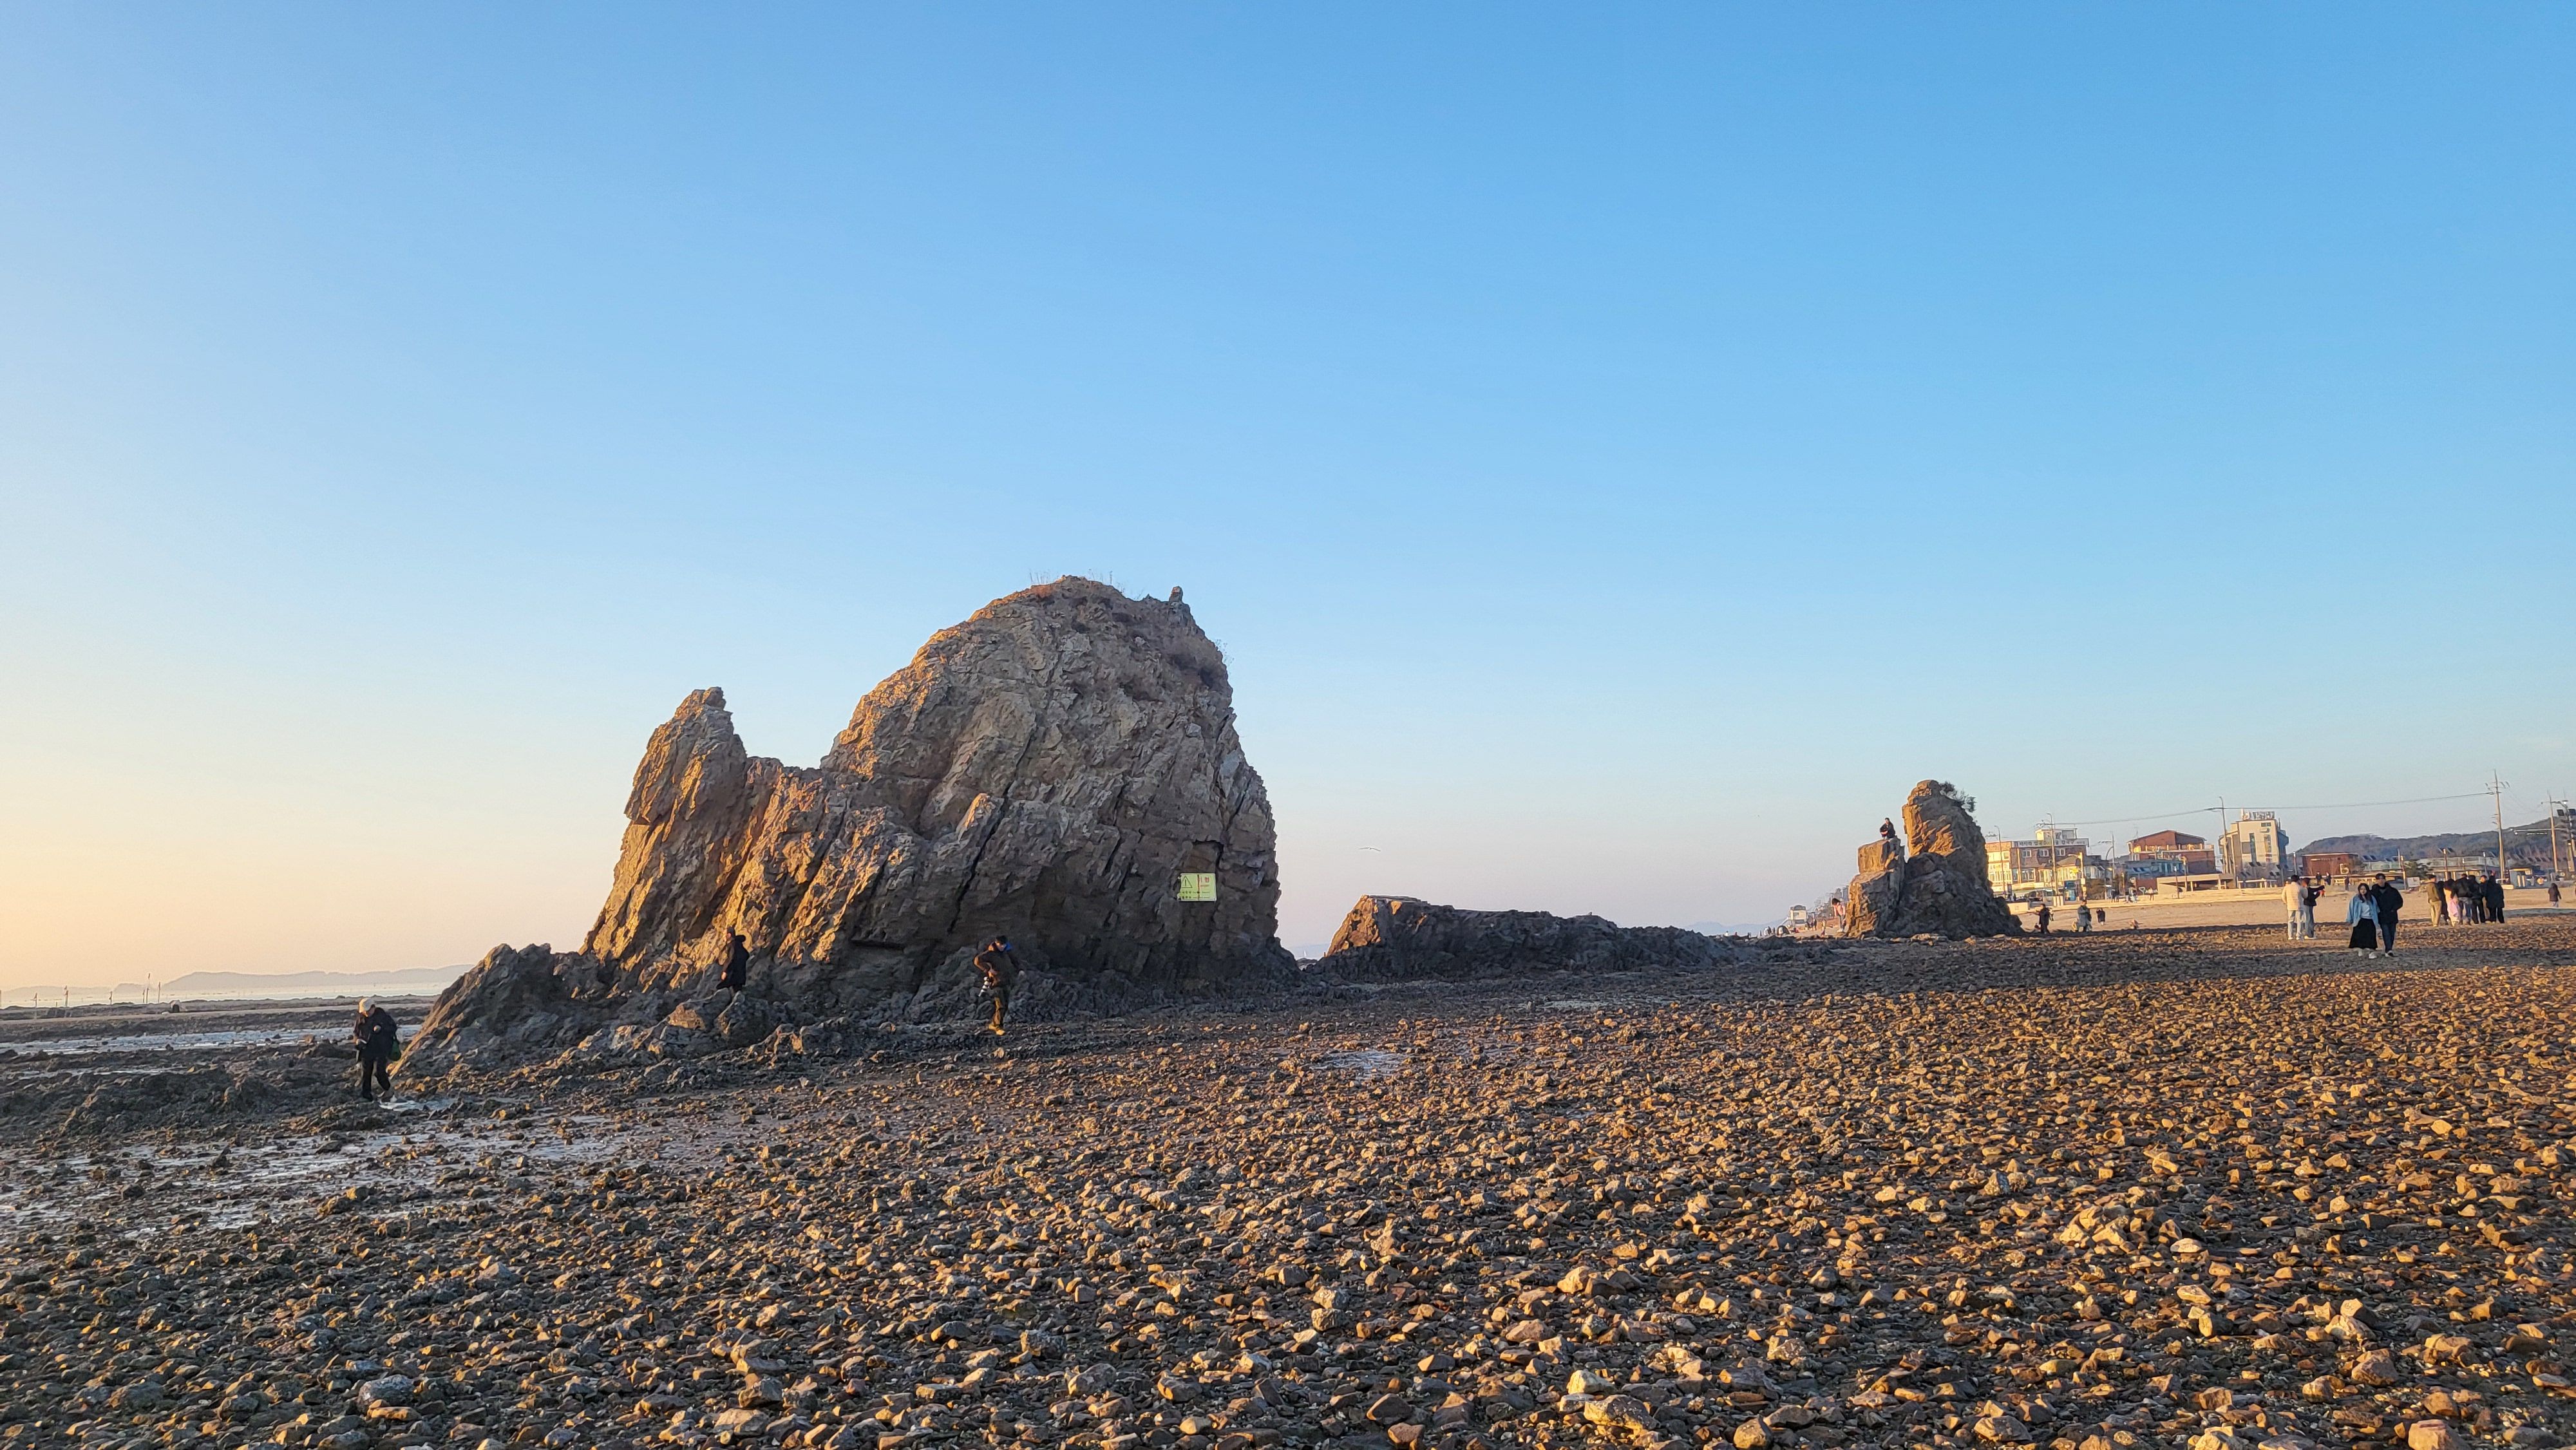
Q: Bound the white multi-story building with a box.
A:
[2219,811,2290,879]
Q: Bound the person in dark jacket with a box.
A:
[974,936,1018,1035]
[2371,876,2406,953]
[2485,874,2507,923]
[717,930,749,992]
[352,999,398,1099]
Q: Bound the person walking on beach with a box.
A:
[352,999,398,1100]
[2345,884,2380,956]
[2552,880,2564,910]
[2284,876,2315,939]
[974,936,1018,1036]
[2371,875,2405,953]
[717,930,749,992]
[2034,900,2052,934]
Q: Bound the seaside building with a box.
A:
[1986,825,2103,899]
[2219,811,2291,881]
[2126,829,2217,876]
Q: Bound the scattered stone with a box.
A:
[12,919,2576,1450]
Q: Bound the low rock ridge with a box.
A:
[1312,896,1748,982]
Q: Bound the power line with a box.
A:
[2239,791,2496,813]
[2038,791,2492,829]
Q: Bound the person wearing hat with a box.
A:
[352,998,399,1099]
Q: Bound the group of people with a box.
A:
[714,927,1020,1036]
[2334,876,2408,955]
[2284,870,2525,954]
[2029,900,2108,933]
[2430,872,2512,926]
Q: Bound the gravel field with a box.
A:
[6,925,2576,1450]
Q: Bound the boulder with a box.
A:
[399,943,587,1074]
[404,579,1296,1073]
[1314,896,1745,981]
[1842,781,2018,939]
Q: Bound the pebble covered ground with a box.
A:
[7,922,2576,1450]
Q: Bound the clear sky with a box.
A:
[3,5,2571,987]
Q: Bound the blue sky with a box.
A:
[3,5,2570,984]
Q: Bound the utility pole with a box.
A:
[2550,793,2566,887]
[2491,772,2510,879]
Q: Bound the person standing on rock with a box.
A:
[352,999,398,1100]
[974,937,1018,1036]
[1879,818,1900,851]
[717,930,749,992]
[2345,883,2380,956]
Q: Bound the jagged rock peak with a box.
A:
[404,578,1293,1075]
[1842,779,2019,939]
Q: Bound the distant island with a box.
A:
[162,965,468,995]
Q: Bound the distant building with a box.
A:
[1987,825,2104,898]
[2128,829,2217,876]
[2418,852,2496,876]
[2113,854,2192,880]
[2219,812,2291,880]
[2300,851,2362,880]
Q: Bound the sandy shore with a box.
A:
[4,928,2573,1450]
[2008,890,2566,934]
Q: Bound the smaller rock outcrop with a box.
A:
[1314,896,1745,981]
[400,944,595,1077]
[1842,780,2018,938]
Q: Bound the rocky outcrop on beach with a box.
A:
[405,579,1294,1073]
[1312,896,1745,981]
[1842,780,2018,939]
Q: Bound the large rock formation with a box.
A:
[1842,780,2018,939]
[1313,896,1745,982]
[406,579,1295,1073]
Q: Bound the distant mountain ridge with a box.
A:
[164,966,468,993]
[2300,816,2567,867]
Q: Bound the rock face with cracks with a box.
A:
[1843,780,2018,939]
[1314,896,1746,981]
[406,579,1294,1073]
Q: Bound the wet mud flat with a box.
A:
[0,998,440,1176]
[6,927,2576,1450]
